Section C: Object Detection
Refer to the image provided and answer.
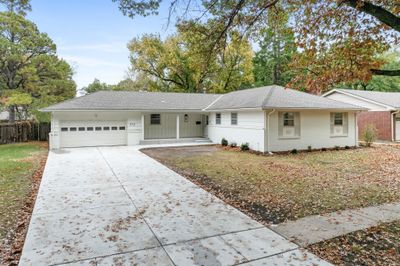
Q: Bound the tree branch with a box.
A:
[341,0,400,32]
[371,69,400,76]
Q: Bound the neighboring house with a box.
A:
[42,85,364,152]
[324,89,400,142]
[0,110,9,121]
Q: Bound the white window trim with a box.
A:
[279,112,300,139]
[216,113,221,125]
[330,112,348,137]
[231,112,238,125]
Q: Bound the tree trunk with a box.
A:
[8,105,16,123]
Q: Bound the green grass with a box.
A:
[0,142,47,240]
[144,145,400,223]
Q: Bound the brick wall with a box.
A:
[358,111,393,141]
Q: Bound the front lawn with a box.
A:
[0,142,48,251]
[142,145,400,224]
[309,221,400,265]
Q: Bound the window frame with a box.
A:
[231,112,238,125]
[61,127,68,132]
[215,113,221,125]
[283,112,295,127]
[150,114,161,125]
[333,113,344,126]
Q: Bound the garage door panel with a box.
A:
[60,121,127,148]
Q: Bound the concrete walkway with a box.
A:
[20,145,330,266]
[274,202,400,247]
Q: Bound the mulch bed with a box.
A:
[0,155,47,266]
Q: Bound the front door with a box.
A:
[396,116,400,141]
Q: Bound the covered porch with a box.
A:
[140,112,209,143]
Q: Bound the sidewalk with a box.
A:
[273,202,400,246]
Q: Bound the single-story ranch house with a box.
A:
[42,85,365,152]
[324,89,400,142]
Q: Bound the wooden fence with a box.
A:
[0,121,50,144]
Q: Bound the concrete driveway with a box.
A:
[20,145,330,266]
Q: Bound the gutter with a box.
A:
[391,109,400,142]
[266,109,275,154]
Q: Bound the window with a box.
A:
[216,113,221,125]
[334,113,343,126]
[119,126,126,130]
[95,127,102,131]
[231,113,238,125]
[103,126,110,131]
[330,112,348,136]
[69,127,77,131]
[111,126,118,130]
[87,127,94,131]
[78,127,85,131]
[184,114,189,122]
[283,112,295,127]
[278,112,300,138]
[150,114,161,125]
[206,115,209,125]
[61,127,68,132]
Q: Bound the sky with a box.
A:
[27,0,175,90]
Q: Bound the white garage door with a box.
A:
[60,121,127,148]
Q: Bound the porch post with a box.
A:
[141,114,145,140]
[176,114,180,139]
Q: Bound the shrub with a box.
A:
[321,148,327,151]
[291,149,298,154]
[345,145,351,149]
[240,143,250,151]
[334,145,340,150]
[362,124,377,147]
[230,142,237,147]
[307,145,312,152]
[221,138,228,146]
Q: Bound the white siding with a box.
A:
[207,111,266,152]
[325,92,389,111]
[268,110,357,152]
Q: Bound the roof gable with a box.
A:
[325,89,400,109]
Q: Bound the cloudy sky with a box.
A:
[28,0,175,91]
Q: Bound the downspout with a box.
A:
[266,109,275,154]
[391,110,400,142]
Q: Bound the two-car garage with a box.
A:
[59,120,127,148]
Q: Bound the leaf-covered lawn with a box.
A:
[0,142,48,241]
[142,145,400,223]
[308,221,400,265]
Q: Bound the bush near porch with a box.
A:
[142,145,400,224]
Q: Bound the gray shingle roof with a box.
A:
[334,89,400,108]
[205,85,364,110]
[42,86,364,112]
[42,91,221,111]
